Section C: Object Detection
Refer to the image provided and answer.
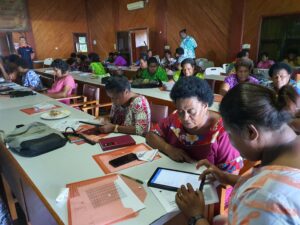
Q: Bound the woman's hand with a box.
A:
[99,123,115,133]
[176,183,205,218]
[165,145,194,163]
[196,159,231,186]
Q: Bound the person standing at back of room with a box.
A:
[179,29,197,59]
[17,36,35,69]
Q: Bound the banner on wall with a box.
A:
[0,0,29,31]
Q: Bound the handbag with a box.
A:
[5,122,67,157]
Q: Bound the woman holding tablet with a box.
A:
[176,83,300,225]
[146,76,242,173]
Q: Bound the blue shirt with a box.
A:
[180,35,197,59]
[22,70,43,90]
[18,45,34,69]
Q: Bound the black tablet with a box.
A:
[147,167,201,192]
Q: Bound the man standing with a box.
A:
[17,36,35,69]
[179,29,197,59]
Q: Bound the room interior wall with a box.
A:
[243,0,300,62]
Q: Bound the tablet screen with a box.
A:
[148,168,201,191]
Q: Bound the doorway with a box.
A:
[116,28,149,65]
[73,33,89,53]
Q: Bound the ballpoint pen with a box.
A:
[199,174,206,192]
[121,174,144,184]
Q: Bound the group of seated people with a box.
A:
[2,47,300,224]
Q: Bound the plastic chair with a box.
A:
[205,67,225,76]
[222,64,230,73]
[43,58,53,68]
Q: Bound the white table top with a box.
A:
[0,93,204,225]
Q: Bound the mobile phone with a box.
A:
[109,153,138,168]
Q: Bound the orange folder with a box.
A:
[93,143,161,174]
[20,105,61,115]
[67,174,147,225]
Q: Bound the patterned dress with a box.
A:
[224,74,259,90]
[180,35,197,59]
[228,165,300,225]
[151,112,243,172]
[22,70,43,90]
[110,95,151,136]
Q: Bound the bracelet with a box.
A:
[114,125,119,133]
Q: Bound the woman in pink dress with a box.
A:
[257,52,275,69]
[46,59,76,104]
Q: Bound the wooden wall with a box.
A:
[28,0,88,60]
[243,0,300,61]
[86,0,233,65]
[166,0,233,65]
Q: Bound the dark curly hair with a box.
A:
[105,75,131,93]
[170,76,214,106]
[51,59,69,74]
[269,62,292,78]
[88,52,100,63]
[220,83,291,131]
[175,47,184,56]
[147,57,159,65]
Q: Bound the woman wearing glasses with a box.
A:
[146,77,242,173]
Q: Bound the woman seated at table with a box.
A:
[283,49,300,67]
[161,50,176,69]
[135,54,148,78]
[88,52,106,76]
[113,52,127,66]
[220,59,258,96]
[99,75,151,136]
[176,83,300,225]
[140,57,168,81]
[146,76,242,172]
[268,62,300,94]
[46,59,76,104]
[257,52,275,69]
[16,58,43,91]
[172,58,204,82]
[78,54,90,72]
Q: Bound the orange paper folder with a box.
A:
[67,174,147,225]
[93,143,161,174]
[20,105,61,115]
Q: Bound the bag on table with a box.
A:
[5,122,67,157]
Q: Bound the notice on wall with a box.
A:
[0,0,29,31]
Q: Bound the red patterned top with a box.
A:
[151,112,243,172]
[110,95,151,136]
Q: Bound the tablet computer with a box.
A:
[147,167,201,192]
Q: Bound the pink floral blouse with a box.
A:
[110,95,151,136]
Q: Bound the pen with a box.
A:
[121,174,144,184]
[199,174,206,192]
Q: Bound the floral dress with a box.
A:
[110,95,151,136]
[151,112,243,173]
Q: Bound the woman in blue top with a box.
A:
[179,29,197,59]
[268,62,300,94]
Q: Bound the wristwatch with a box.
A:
[188,214,205,225]
[114,125,119,133]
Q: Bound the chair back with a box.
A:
[82,84,100,101]
[71,83,78,95]
[205,67,225,76]
[150,104,168,124]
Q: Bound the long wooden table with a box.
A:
[35,69,220,113]
[0,88,217,225]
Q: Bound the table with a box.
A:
[0,92,216,225]
[35,69,220,113]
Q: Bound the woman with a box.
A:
[173,58,204,82]
[88,52,106,76]
[268,62,300,94]
[99,75,151,136]
[16,58,43,91]
[146,77,242,172]
[176,83,300,225]
[257,52,274,69]
[161,50,176,69]
[140,57,168,81]
[135,54,148,79]
[46,59,76,104]
[113,52,127,66]
[220,59,258,96]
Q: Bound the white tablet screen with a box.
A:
[150,168,201,190]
